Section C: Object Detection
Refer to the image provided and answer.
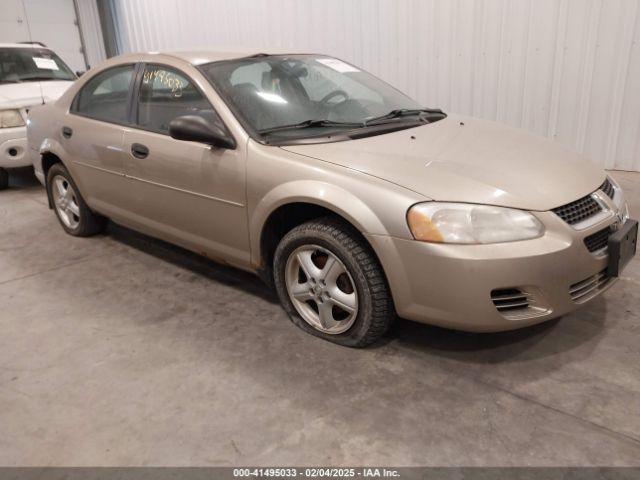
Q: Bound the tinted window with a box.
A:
[73,65,134,124]
[136,65,221,134]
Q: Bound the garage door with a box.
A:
[0,0,86,72]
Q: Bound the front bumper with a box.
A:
[366,210,624,332]
[0,127,30,169]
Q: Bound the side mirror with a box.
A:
[169,115,236,149]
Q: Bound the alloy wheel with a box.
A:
[285,244,358,334]
[52,175,81,229]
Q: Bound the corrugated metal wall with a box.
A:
[110,0,640,171]
[75,0,107,69]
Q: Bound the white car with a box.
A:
[0,43,76,189]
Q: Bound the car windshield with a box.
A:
[200,55,435,140]
[0,47,76,84]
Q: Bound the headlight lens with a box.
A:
[407,202,544,244]
[0,109,25,128]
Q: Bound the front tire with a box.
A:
[273,217,395,347]
[46,163,106,236]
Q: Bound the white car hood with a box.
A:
[281,114,605,211]
[0,80,74,109]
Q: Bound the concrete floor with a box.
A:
[1,167,639,467]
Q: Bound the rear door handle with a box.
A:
[61,126,73,139]
[131,143,149,159]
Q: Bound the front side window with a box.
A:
[136,65,221,134]
[0,47,76,84]
[200,55,427,141]
[73,65,134,124]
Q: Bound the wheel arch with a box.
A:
[37,138,68,172]
[38,139,69,208]
[252,180,390,284]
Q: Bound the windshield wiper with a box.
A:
[258,109,446,136]
[258,119,363,135]
[364,108,445,126]
[20,76,58,82]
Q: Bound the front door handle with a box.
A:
[61,126,73,139]
[131,143,149,159]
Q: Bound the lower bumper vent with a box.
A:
[491,288,530,312]
[491,288,550,320]
[570,270,611,303]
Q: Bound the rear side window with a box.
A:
[72,65,134,124]
[136,64,222,134]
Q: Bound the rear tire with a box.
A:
[0,168,8,190]
[46,163,106,236]
[273,217,395,347]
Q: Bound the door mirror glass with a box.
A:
[169,115,236,149]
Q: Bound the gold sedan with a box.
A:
[27,50,637,346]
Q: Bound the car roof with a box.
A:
[113,48,313,66]
[169,50,277,65]
[0,43,47,49]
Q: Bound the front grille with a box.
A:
[553,179,615,226]
[491,288,530,312]
[552,194,602,225]
[584,226,612,253]
[570,270,611,303]
[600,178,614,199]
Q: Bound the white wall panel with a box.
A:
[75,0,107,69]
[0,0,86,71]
[110,0,640,171]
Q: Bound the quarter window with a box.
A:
[72,65,134,124]
[136,65,221,134]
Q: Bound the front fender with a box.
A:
[250,180,390,267]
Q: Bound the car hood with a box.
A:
[281,114,605,211]
[0,80,74,109]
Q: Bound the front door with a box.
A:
[122,64,249,267]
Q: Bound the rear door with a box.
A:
[122,63,249,267]
[62,63,135,216]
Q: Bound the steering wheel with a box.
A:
[320,89,349,105]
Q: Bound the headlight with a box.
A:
[0,109,25,128]
[407,202,544,244]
